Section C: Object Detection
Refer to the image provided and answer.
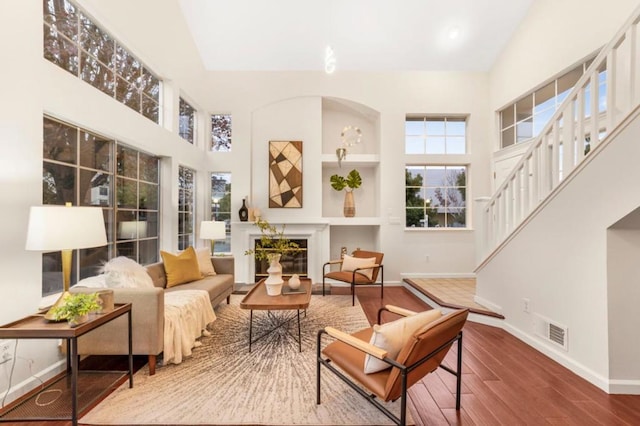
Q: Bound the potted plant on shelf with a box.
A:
[330,169,362,217]
[49,292,102,327]
[244,218,302,296]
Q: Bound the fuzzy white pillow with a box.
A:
[363,309,442,374]
[341,254,376,280]
[195,247,216,276]
[101,256,154,289]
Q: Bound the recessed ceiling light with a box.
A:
[447,27,461,40]
[325,46,336,74]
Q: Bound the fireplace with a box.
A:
[254,239,308,282]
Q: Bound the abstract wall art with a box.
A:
[269,140,302,208]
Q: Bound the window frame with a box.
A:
[210,173,232,253]
[211,114,232,152]
[178,165,196,250]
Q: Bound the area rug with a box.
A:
[81,294,413,425]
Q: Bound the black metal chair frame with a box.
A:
[316,307,463,426]
[322,261,384,306]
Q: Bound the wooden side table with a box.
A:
[0,303,133,426]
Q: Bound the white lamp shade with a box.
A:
[199,221,226,240]
[25,205,108,251]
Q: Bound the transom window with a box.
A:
[211,114,232,152]
[405,117,466,154]
[499,56,607,148]
[43,0,161,123]
[405,166,467,228]
[179,98,196,144]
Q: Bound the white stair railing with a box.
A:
[479,6,640,263]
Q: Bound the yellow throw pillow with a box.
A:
[363,309,442,374]
[161,246,202,288]
[341,254,376,280]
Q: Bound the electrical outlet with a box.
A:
[0,340,13,364]
[522,298,531,313]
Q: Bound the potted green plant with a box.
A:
[330,169,362,217]
[244,218,302,295]
[49,292,102,327]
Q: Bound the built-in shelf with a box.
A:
[321,154,380,167]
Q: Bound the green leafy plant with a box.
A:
[244,218,302,261]
[330,169,362,192]
[50,293,101,323]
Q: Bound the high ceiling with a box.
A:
[178,0,534,72]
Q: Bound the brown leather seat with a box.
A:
[317,307,469,426]
[322,249,384,305]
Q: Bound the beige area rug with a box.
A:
[81,294,413,425]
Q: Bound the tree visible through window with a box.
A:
[211,114,231,151]
[211,173,231,252]
[178,166,195,250]
[405,166,467,228]
[179,98,196,144]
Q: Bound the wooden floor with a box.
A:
[9,286,640,425]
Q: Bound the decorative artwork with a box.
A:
[269,141,303,208]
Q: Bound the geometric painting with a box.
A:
[269,141,303,208]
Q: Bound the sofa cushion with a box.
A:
[161,247,202,288]
[195,247,217,276]
[363,309,442,374]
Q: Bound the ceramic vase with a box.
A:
[343,191,355,217]
[288,273,301,290]
[265,254,284,296]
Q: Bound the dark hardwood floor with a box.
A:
[6,286,640,425]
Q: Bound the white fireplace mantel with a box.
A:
[232,221,331,284]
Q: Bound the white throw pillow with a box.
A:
[72,274,107,288]
[341,254,376,280]
[195,247,217,276]
[101,256,154,289]
[363,309,442,374]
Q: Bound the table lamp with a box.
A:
[199,221,226,254]
[25,203,108,319]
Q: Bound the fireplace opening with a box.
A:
[254,239,308,282]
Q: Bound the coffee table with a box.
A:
[239,278,312,352]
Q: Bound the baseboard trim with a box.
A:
[400,272,476,279]
[607,379,640,395]
[2,359,65,405]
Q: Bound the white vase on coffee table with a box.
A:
[264,254,284,296]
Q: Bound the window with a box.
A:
[405,117,466,154]
[179,98,196,144]
[405,166,467,228]
[211,173,232,252]
[42,116,160,296]
[115,146,160,264]
[178,166,195,250]
[43,0,161,123]
[211,114,232,152]
[499,57,603,148]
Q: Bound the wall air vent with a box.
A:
[534,313,568,351]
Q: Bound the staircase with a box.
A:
[477,6,640,266]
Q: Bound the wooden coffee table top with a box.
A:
[240,278,312,311]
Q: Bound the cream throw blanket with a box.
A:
[163,290,216,365]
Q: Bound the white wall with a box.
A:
[476,110,640,393]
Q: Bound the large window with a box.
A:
[42,117,160,296]
[211,114,232,152]
[211,173,231,252]
[178,166,195,250]
[406,166,467,228]
[43,0,161,123]
[405,116,468,229]
[115,146,160,264]
[179,98,196,144]
[499,57,606,148]
[405,117,466,154]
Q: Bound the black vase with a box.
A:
[239,199,248,222]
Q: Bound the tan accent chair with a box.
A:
[317,306,469,426]
[322,250,384,306]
